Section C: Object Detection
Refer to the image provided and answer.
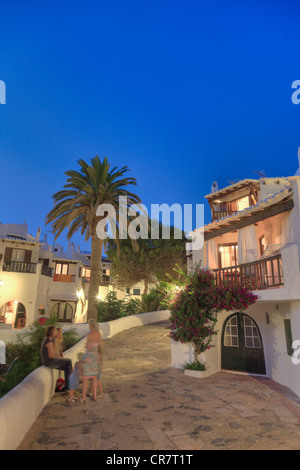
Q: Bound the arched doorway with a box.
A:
[0,301,26,329]
[221,312,266,374]
[51,302,73,322]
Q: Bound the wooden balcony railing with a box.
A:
[212,210,236,221]
[213,254,284,290]
[53,273,76,282]
[2,261,37,274]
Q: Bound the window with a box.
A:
[11,249,25,262]
[244,316,262,348]
[236,196,250,212]
[55,263,69,275]
[218,243,238,268]
[51,302,73,321]
[82,267,90,278]
[133,288,140,296]
[224,315,239,347]
[284,319,293,357]
[259,235,266,256]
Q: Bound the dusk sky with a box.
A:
[1,0,300,251]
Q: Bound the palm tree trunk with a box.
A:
[143,280,149,295]
[87,235,104,321]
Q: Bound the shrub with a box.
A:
[0,318,80,398]
[140,288,164,313]
[97,291,124,322]
[184,361,206,371]
[122,298,141,316]
[169,264,257,363]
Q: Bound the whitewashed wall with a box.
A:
[171,301,300,398]
[0,310,170,450]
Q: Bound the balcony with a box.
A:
[212,210,237,221]
[41,265,53,277]
[100,274,111,286]
[2,261,37,274]
[53,274,76,282]
[213,254,284,290]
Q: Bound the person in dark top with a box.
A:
[41,325,72,391]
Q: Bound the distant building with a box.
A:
[0,223,147,328]
[0,222,53,328]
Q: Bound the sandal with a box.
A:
[68,397,77,403]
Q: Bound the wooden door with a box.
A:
[221,313,266,374]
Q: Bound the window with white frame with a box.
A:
[244,316,262,348]
[224,315,239,347]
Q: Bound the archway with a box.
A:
[221,312,266,374]
[0,301,26,329]
[51,302,73,322]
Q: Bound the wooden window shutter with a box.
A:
[24,250,32,263]
[284,319,293,357]
[4,247,13,262]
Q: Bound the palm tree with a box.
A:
[46,156,142,320]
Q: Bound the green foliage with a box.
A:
[140,288,164,313]
[62,328,80,351]
[158,263,188,309]
[0,317,80,398]
[97,291,125,322]
[122,298,141,316]
[97,292,142,322]
[184,361,206,371]
[106,223,187,295]
[169,264,257,363]
[46,155,142,321]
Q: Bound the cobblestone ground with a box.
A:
[18,321,300,450]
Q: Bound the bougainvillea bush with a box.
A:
[169,265,257,362]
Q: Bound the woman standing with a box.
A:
[81,319,103,402]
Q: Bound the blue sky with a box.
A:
[1,0,300,251]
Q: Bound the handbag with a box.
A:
[55,377,65,392]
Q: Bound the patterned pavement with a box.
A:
[18,321,300,450]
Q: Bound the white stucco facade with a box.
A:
[179,166,300,397]
[0,222,157,331]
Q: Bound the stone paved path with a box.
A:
[18,321,300,450]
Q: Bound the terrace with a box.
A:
[213,253,283,290]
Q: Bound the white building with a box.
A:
[0,222,53,329]
[174,155,300,397]
[0,223,149,329]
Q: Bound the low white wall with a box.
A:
[0,310,170,450]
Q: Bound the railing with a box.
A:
[41,265,53,277]
[212,210,236,221]
[100,275,111,286]
[2,261,37,273]
[213,254,284,290]
[53,274,76,282]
